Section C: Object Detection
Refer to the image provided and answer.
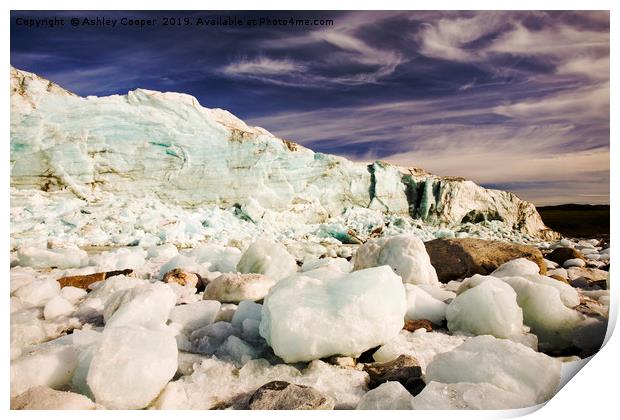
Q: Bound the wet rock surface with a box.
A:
[58,269,133,289]
[547,247,586,266]
[248,381,335,410]
[425,238,546,282]
[363,355,424,395]
[163,268,203,290]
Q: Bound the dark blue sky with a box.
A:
[10,11,610,204]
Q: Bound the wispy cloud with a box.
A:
[249,76,609,205]
[223,57,303,76]
[416,12,509,62]
[220,11,404,87]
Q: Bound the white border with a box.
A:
[3,1,617,418]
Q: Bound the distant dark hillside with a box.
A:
[537,204,610,238]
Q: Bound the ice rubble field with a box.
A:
[9,232,610,410]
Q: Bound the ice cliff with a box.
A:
[10,67,556,243]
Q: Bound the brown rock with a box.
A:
[547,247,586,266]
[363,354,423,395]
[163,268,203,289]
[248,381,334,410]
[424,238,546,282]
[549,274,569,284]
[57,269,133,290]
[203,273,273,302]
[567,267,608,289]
[403,319,433,332]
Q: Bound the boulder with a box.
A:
[425,335,561,406]
[169,300,221,333]
[248,381,334,410]
[356,381,416,410]
[203,273,275,303]
[259,266,406,363]
[446,278,523,339]
[58,269,133,289]
[412,381,532,409]
[87,326,178,409]
[457,274,583,350]
[363,355,424,395]
[236,239,297,281]
[567,267,608,289]
[354,235,439,285]
[10,344,78,398]
[404,284,447,324]
[547,247,586,266]
[424,238,546,282]
[163,268,202,290]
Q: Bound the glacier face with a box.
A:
[10,67,556,247]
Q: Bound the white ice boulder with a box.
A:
[259,266,406,363]
[87,326,178,409]
[425,335,561,405]
[13,277,60,307]
[168,300,221,333]
[190,321,237,355]
[11,344,78,397]
[404,284,447,324]
[17,246,88,269]
[43,295,76,319]
[10,271,37,294]
[301,257,352,273]
[417,284,456,302]
[189,244,242,273]
[60,286,87,304]
[214,335,260,366]
[70,329,103,398]
[236,238,297,281]
[105,281,177,329]
[356,381,416,410]
[446,278,523,338]
[458,274,584,349]
[498,276,584,349]
[354,235,438,285]
[412,381,532,409]
[203,273,276,303]
[231,300,262,328]
[378,234,439,285]
[491,258,540,278]
[522,274,580,308]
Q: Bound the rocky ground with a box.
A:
[9,234,609,410]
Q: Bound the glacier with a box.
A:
[10,66,557,251]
